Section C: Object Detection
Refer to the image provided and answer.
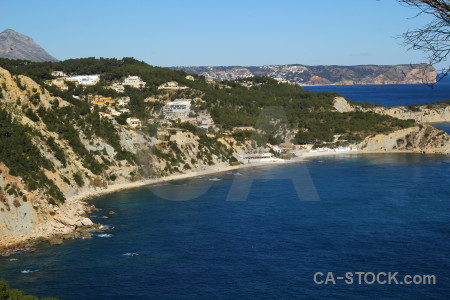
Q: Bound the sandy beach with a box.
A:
[69,149,435,204]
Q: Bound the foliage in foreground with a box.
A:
[0,279,58,300]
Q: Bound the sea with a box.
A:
[1,80,450,299]
[303,77,450,106]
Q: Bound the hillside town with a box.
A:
[44,70,361,161]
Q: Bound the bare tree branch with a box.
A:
[398,0,450,82]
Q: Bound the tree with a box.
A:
[398,0,450,80]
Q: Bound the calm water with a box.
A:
[304,77,450,106]
[2,86,450,299]
[1,155,450,299]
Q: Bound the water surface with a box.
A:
[1,154,450,299]
[304,77,450,106]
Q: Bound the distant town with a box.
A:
[171,63,437,86]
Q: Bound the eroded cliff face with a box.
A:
[325,65,437,86]
[359,124,450,153]
[0,67,238,251]
[334,97,450,123]
[333,97,450,153]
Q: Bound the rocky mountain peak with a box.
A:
[0,29,58,62]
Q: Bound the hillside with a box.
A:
[0,29,58,62]
[0,57,448,252]
[334,97,450,123]
[171,64,437,86]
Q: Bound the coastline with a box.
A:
[2,149,448,255]
[298,82,436,87]
[68,149,446,204]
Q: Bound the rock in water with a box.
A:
[0,29,58,62]
[48,237,63,245]
[81,218,94,227]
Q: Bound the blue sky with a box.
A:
[0,0,439,68]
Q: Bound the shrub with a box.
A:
[73,172,84,187]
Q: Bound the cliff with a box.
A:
[359,124,450,153]
[0,67,239,251]
[171,64,437,85]
[0,59,448,253]
[334,97,450,123]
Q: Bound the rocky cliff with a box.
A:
[0,67,238,252]
[172,64,437,85]
[0,29,58,62]
[0,65,448,253]
[358,124,450,153]
[334,96,450,123]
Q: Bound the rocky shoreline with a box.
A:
[3,143,450,256]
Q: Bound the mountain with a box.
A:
[171,64,437,85]
[0,29,58,62]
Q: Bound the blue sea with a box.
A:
[2,84,450,299]
[304,77,450,106]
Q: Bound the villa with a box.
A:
[111,83,125,93]
[122,75,146,88]
[66,75,100,85]
[51,71,66,77]
[126,117,142,128]
[197,114,215,129]
[92,96,115,105]
[163,100,191,119]
[117,97,130,106]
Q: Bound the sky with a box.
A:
[0,0,442,68]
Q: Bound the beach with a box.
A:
[68,149,444,204]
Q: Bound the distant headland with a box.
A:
[171,64,437,86]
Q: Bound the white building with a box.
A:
[122,76,146,88]
[126,117,142,128]
[117,96,130,106]
[272,146,283,154]
[197,114,215,129]
[112,83,125,93]
[66,75,100,85]
[163,100,191,118]
[239,153,284,164]
[51,71,66,77]
[185,75,195,81]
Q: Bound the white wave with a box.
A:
[9,258,18,261]
[122,252,139,257]
[96,234,113,238]
[208,178,222,182]
[21,269,38,274]
[233,172,243,176]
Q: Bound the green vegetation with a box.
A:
[294,111,415,144]
[0,57,424,202]
[0,58,417,146]
[0,279,58,300]
[0,108,64,203]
